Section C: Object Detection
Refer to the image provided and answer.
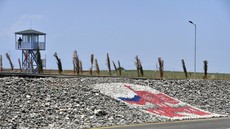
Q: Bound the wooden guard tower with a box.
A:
[15,29,46,73]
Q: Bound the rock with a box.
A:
[0,77,229,129]
[5,81,12,85]
[94,109,108,117]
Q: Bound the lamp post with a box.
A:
[189,21,196,79]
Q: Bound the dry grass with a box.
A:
[37,47,43,73]
[90,54,94,75]
[158,57,164,79]
[203,60,208,79]
[54,52,63,74]
[6,53,14,71]
[95,59,100,76]
[106,53,111,76]
[181,59,188,78]
[135,55,140,77]
[73,50,80,75]
[118,60,122,76]
[112,61,118,75]
[18,58,22,72]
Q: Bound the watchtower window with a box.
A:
[34,36,39,42]
[22,35,39,42]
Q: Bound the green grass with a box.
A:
[58,69,230,80]
[2,68,230,80]
[121,70,230,80]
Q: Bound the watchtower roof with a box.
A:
[15,29,46,35]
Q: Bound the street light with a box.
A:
[189,20,196,79]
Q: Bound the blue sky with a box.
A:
[0,0,230,73]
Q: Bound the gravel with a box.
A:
[0,77,229,129]
[132,79,230,115]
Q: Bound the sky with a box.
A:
[0,0,230,73]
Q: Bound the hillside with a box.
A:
[0,77,229,129]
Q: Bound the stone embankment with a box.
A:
[0,77,229,129]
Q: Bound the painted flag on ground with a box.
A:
[92,83,220,119]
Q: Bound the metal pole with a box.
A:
[189,21,196,79]
[194,24,196,79]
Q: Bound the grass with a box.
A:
[42,69,230,80]
[1,68,230,80]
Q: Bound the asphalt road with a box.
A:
[92,117,230,129]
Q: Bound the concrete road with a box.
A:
[92,117,230,129]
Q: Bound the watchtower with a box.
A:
[15,29,46,73]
